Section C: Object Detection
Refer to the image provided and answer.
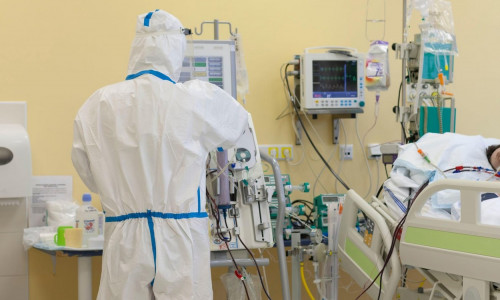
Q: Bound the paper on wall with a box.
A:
[29,176,72,227]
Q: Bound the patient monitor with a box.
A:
[298,47,365,114]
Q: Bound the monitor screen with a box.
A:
[180,56,225,90]
[177,41,236,98]
[312,60,358,98]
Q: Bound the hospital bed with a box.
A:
[338,134,500,300]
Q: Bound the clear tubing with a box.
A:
[402,0,408,144]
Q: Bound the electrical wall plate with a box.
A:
[339,144,353,160]
[259,144,294,161]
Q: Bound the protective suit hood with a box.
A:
[127,10,186,82]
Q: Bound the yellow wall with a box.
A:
[1,0,498,299]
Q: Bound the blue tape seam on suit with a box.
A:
[126,69,176,83]
[105,211,208,222]
[106,210,208,286]
[144,9,159,27]
[197,187,201,213]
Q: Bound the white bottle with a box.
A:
[75,193,99,247]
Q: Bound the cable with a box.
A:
[397,81,402,111]
[283,63,350,190]
[300,115,349,190]
[236,235,272,300]
[296,105,350,190]
[271,204,329,240]
[400,122,408,143]
[437,96,443,134]
[428,281,440,300]
[355,179,430,300]
[233,215,272,300]
[376,157,381,196]
[292,200,315,225]
[207,192,231,242]
[284,70,327,161]
[355,118,373,198]
[276,63,294,120]
[377,267,383,300]
[312,146,337,198]
[285,144,306,166]
[207,189,250,300]
[258,248,270,294]
[291,199,314,210]
[334,120,348,194]
[397,81,408,143]
[362,98,379,147]
[224,239,250,300]
[376,182,384,198]
[300,262,316,300]
[290,111,302,144]
[303,112,327,148]
[306,154,330,195]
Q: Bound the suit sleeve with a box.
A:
[71,114,99,193]
[199,85,249,151]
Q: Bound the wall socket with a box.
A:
[367,143,382,159]
[259,144,294,160]
[340,144,353,160]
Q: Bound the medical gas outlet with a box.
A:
[259,144,294,161]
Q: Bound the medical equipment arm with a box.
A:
[261,152,291,300]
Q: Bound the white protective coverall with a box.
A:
[71,10,248,300]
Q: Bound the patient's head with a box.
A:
[486,144,500,170]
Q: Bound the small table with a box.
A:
[33,243,102,300]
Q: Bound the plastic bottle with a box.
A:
[75,193,99,247]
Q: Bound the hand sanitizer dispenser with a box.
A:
[0,102,32,300]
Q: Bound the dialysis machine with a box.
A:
[178,39,273,253]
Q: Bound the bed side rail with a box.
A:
[401,179,500,283]
[338,189,401,300]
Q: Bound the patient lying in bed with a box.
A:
[383,133,500,225]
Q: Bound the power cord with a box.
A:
[283,63,351,191]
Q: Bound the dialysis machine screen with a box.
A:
[178,40,236,98]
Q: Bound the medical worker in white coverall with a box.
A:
[71,9,248,299]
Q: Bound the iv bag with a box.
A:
[365,40,390,91]
[419,0,458,56]
[231,33,249,104]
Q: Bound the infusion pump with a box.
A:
[297,47,365,114]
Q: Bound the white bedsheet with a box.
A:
[383,133,500,221]
[451,196,500,226]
